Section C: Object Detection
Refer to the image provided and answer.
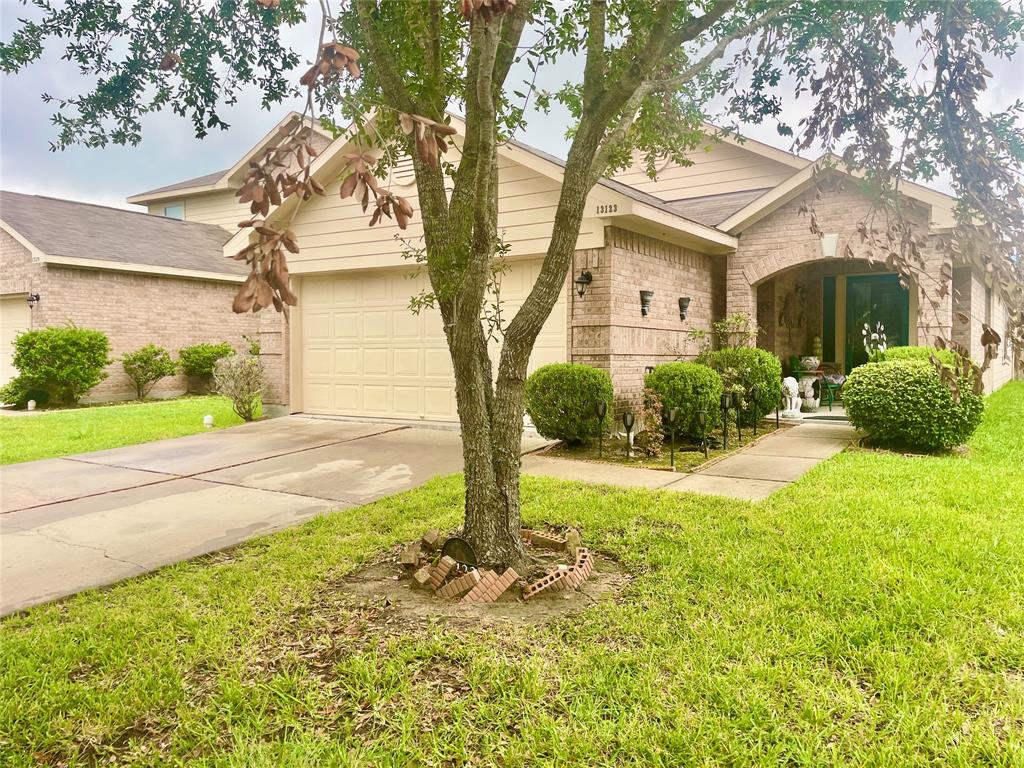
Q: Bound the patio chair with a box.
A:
[820,364,846,411]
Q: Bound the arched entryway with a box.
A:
[749,257,916,374]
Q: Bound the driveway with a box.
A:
[1,417,548,615]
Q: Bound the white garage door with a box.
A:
[1,296,30,389]
[300,261,567,420]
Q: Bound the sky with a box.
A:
[2,2,1022,211]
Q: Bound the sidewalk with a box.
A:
[522,420,856,500]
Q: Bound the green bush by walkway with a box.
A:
[2,384,1022,765]
[525,363,613,444]
[697,347,782,425]
[843,359,984,451]
[644,361,722,439]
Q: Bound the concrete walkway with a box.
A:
[521,420,856,500]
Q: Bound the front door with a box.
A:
[845,274,910,370]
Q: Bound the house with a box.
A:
[0,191,285,402]
[16,110,1019,416]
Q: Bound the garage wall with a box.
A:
[297,259,566,420]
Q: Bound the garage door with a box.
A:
[300,261,567,420]
[1,296,30,389]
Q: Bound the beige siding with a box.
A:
[163,191,251,231]
[298,259,566,419]
[610,140,800,201]
[286,152,608,274]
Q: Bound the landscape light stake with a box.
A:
[750,384,759,437]
[698,409,708,459]
[595,401,607,459]
[669,407,679,469]
[733,392,742,443]
[720,393,731,451]
[622,411,635,459]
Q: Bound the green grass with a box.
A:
[0,396,246,464]
[2,384,1023,766]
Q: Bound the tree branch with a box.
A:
[583,0,607,111]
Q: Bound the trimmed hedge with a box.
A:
[525,363,614,444]
[0,327,110,406]
[697,347,783,426]
[880,345,959,369]
[179,343,234,380]
[843,359,984,452]
[644,362,723,440]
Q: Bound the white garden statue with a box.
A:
[781,376,802,418]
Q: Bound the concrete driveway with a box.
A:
[0,417,547,615]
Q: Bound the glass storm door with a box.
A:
[845,274,910,370]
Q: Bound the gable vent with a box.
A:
[391,155,416,186]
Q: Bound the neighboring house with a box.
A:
[0,191,285,402]
[17,110,1019,418]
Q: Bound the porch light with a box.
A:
[640,290,654,316]
[622,411,635,458]
[573,270,593,298]
[678,297,691,320]
[26,293,40,309]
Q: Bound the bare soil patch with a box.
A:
[340,549,630,627]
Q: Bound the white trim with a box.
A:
[127,112,334,205]
[700,122,810,171]
[41,254,245,282]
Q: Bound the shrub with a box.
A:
[524,363,614,444]
[843,359,984,452]
[179,342,234,391]
[644,362,722,440]
[213,355,266,421]
[697,347,783,426]
[880,345,959,369]
[2,327,110,406]
[122,345,177,400]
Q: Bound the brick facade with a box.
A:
[570,226,718,412]
[0,231,286,403]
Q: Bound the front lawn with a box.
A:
[0,396,245,464]
[2,384,1022,765]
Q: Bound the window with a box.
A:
[163,203,184,220]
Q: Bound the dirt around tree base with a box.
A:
[341,550,630,626]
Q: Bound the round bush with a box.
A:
[697,347,783,425]
[843,359,984,452]
[644,362,723,440]
[4,327,110,405]
[880,345,959,369]
[524,363,613,444]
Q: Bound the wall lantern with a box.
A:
[639,290,654,316]
[622,411,635,458]
[573,270,593,298]
[678,296,691,320]
[26,292,40,309]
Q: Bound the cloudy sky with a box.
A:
[2,3,1022,211]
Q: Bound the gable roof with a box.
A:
[0,190,244,281]
[127,112,333,204]
[220,112,739,258]
[718,156,958,233]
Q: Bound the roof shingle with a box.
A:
[0,191,244,276]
